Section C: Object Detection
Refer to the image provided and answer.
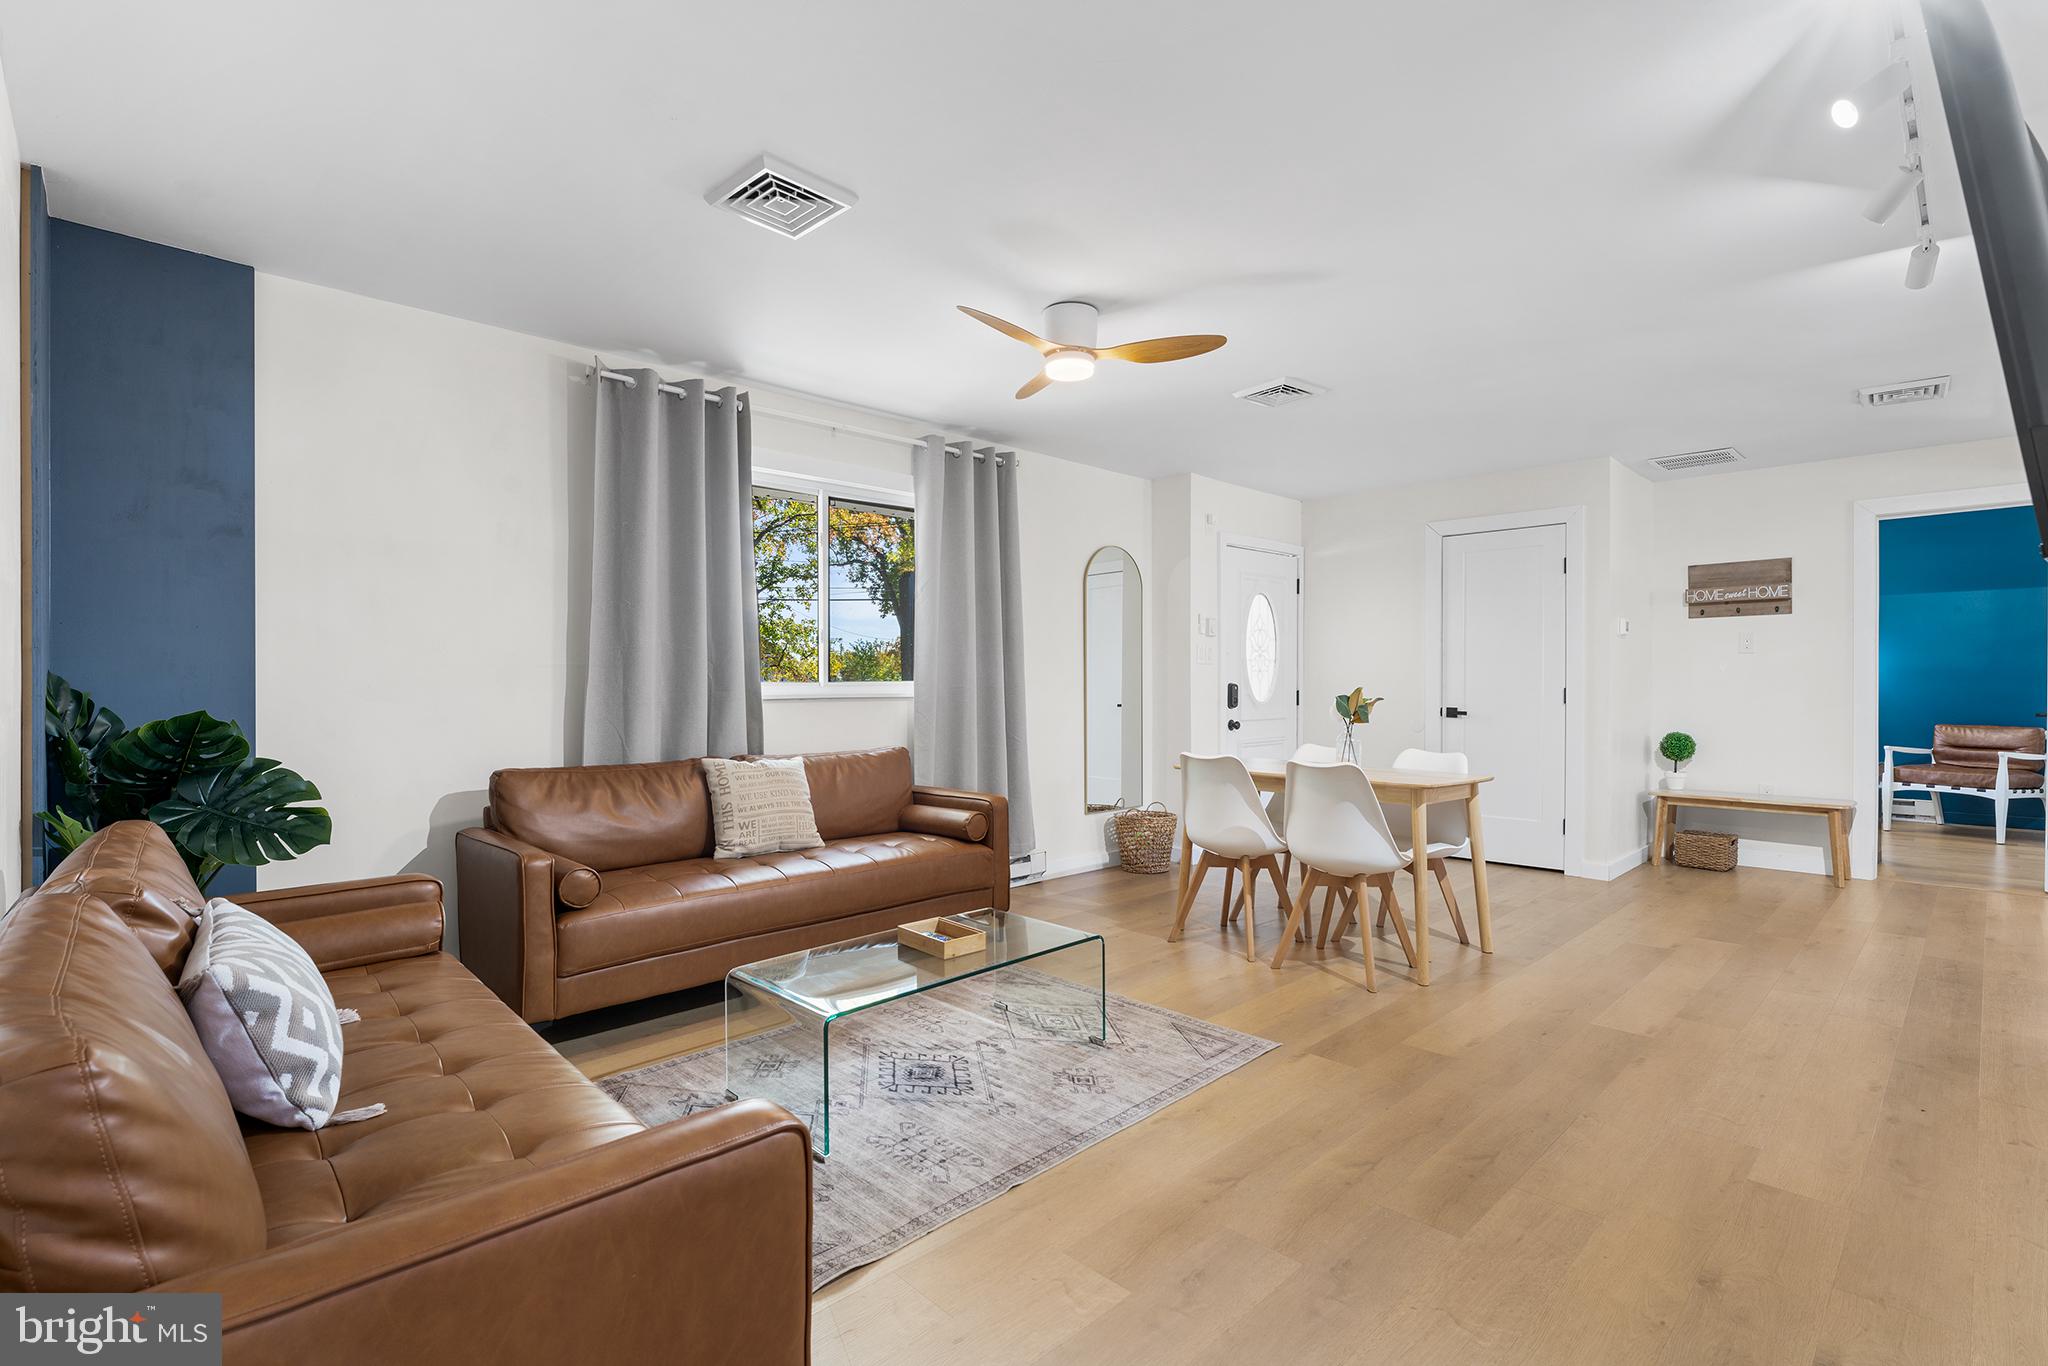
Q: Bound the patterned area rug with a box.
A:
[599,966,1277,1288]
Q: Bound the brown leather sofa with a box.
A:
[0,821,812,1365]
[456,746,1008,1023]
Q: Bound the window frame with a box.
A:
[754,466,916,699]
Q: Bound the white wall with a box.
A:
[253,275,1156,914]
[1646,437,2025,871]
[0,64,22,901]
[1299,437,2030,880]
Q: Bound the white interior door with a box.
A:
[1441,524,1566,869]
[1221,543,1300,767]
[1085,569,1124,806]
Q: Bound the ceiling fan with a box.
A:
[958,301,1226,399]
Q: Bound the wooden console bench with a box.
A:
[1649,788,1856,887]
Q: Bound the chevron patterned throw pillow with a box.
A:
[178,897,357,1130]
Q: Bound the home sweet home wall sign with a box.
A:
[1686,557,1792,617]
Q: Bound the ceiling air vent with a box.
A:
[1234,377,1327,408]
[1859,375,1950,407]
[1647,446,1745,474]
[705,155,857,239]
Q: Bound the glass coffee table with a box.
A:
[723,909,1106,1156]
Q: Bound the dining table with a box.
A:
[1171,762,1496,986]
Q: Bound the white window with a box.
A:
[753,471,915,696]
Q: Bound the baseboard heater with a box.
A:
[1009,850,1047,884]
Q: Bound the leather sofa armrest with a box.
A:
[236,875,444,972]
[158,1101,813,1366]
[909,786,1010,910]
[900,802,988,843]
[455,827,560,1023]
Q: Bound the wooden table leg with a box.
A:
[1827,810,1848,887]
[1649,796,1667,865]
[1466,791,1493,954]
[1410,798,1432,986]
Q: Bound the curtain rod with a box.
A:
[593,365,1007,463]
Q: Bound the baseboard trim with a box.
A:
[1589,846,1648,881]
[1042,852,1121,881]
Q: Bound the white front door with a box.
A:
[1440,523,1567,869]
[1220,542,1300,768]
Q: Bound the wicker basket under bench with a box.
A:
[1671,829,1738,871]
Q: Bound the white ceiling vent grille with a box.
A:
[705,155,857,239]
[1647,446,1745,474]
[1234,377,1327,408]
[1859,375,1950,407]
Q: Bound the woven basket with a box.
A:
[1112,802,1178,875]
[1672,829,1739,872]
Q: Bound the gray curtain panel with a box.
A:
[583,371,763,763]
[911,438,1035,854]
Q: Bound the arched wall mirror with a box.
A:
[1083,546,1145,812]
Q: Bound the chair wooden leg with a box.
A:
[1268,856,1307,968]
[1373,874,1418,967]
[1310,880,1343,946]
[1375,885,1388,932]
[1432,858,1469,945]
[1350,876,1377,991]
[1219,864,1236,928]
[1331,885,1358,944]
[1239,858,1257,962]
[1168,855,1215,942]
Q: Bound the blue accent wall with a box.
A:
[47,221,256,891]
[1879,506,2048,829]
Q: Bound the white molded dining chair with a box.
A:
[1378,747,1472,945]
[1273,760,1417,987]
[1260,743,1339,907]
[1168,754,1294,963]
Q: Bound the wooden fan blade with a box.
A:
[1015,371,1054,400]
[1098,334,1228,364]
[959,305,1057,355]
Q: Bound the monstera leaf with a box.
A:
[150,758,332,884]
[99,710,251,819]
[37,807,95,856]
[44,673,125,815]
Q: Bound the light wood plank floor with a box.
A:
[558,857,2048,1365]
[1882,822,2045,895]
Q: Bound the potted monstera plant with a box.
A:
[37,672,332,888]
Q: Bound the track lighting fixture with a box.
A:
[1830,58,1911,128]
[1862,159,1923,224]
[1905,237,1940,289]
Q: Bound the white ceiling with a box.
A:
[1,0,2039,499]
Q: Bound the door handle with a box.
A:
[1227,719,1242,731]
[1442,706,1467,718]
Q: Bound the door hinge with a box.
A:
[1295,689,1300,705]
[1295,577,1301,594]
[1562,686,1567,704]
[1562,556,1568,573]
[1562,817,1567,834]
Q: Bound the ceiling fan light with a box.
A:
[1043,349,1096,382]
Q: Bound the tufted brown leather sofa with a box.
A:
[0,821,812,1365]
[456,746,1009,1023]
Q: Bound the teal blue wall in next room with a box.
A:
[1879,505,2048,829]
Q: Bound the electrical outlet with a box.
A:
[1738,629,1756,655]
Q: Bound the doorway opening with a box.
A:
[1875,504,2047,894]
